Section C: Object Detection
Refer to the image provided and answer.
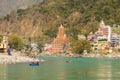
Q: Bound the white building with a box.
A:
[99,20,112,42]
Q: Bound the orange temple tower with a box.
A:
[48,25,69,53]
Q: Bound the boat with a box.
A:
[29,62,39,66]
[66,60,71,63]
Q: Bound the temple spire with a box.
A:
[57,24,64,38]
[100,20,105,28]
[47,25,69,53]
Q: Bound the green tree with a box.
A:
[44,29,57,38]
[66,27,79,40]
[71,39,91,54]
[8,35,24,50]
[0,35,3,42]
[17,9,26,15]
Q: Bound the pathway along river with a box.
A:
[0,57,120,80]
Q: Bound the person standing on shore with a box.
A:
[7,46,11,56]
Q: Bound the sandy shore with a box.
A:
[0,52,45,64]
[0,55,39,64]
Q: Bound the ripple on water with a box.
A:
[0,57,120,80]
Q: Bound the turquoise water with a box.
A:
[0,57,120,80]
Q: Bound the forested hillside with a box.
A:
[0,0,120,42]
[0,0,43,16]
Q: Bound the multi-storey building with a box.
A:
[110,33,119,47]
[96,20,111,42]
[89,20,112,53]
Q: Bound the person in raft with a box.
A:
[66,60,71,63]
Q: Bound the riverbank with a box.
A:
[0,51,44,64]
[39,52,81,57]
[39,52,120,58]
[2,51,119,64]
[82,52,120,58]
[0,55,40,64]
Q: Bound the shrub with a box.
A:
[8,35,24,50]
[71,39,91,54]
[0,35,3,42]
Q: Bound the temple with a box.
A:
[47,25,69,53]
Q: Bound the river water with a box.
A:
[0,57,120,80]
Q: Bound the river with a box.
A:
[0,57,120,80]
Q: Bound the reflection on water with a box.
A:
[0,65,7,80]
[96,61,112,80]
[0,57,120,80]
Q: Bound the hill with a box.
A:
[0,0,120,42]
[0,0,43,16]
